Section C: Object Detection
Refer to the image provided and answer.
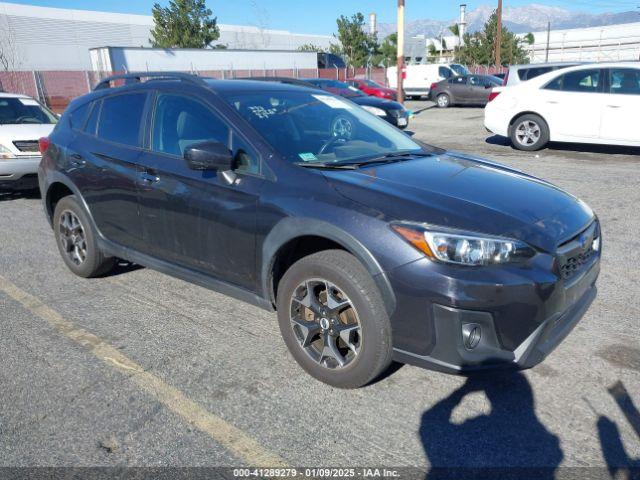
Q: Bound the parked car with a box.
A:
[346,78,398,101]
[387,63,469,99]
[0,92,57,191]
[502,62,582,87]
[40,72,600,388]
[429,74,503,108]
[301,78,410,129]
[485,62,640,151]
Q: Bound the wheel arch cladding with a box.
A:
[262,218,396,315]
[46,182,74,222]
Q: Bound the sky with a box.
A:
[3,0,639,35]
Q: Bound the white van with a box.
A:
[387,63,468,99]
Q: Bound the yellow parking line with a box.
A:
[0,275,287,467]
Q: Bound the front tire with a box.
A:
[510,114,549,151]
[53,195,115,278]
[276,250,392,389]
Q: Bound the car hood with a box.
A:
[350,96,404,110]
[322,152,594,252]
[0,123,55,139]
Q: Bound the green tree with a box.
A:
[297,43,326,53]
[150,0,220,48]
[371,33,397,67]
[454,10,530,66]
[333,12,378,68]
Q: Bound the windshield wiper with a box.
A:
[294,162,358,170]
[336,151,434,167]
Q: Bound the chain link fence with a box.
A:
[0,68,390,113]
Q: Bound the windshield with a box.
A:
[0,97,58,125]
[450,64,470,76]
[364,80,384,88]
[226,91,425,165]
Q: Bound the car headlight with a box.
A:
[0,143,17,160]
[391,223,535,266]
[361,105,387,117]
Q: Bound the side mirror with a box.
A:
[184,141,233,171]
[484,84,492,89]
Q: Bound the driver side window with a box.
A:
[152,93,259,174]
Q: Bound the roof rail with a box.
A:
[93,71,208,91]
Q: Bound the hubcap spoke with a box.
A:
[291,316,321,348]
[337,324,361,354]
[319,332,346,367]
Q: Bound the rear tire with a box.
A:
[276,250,393,389]
[510,114,549,151]
[53,195,115,278]
[436,93,451,108]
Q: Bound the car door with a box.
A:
[74,91,150,250]
[538,68,606,140]
[599,67,640,144]
[468,75,490,103]
[136,87,264,290]
[447,76,468,103]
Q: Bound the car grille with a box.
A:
[13,140,40,153]
[557,222,599,281]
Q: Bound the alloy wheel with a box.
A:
[58,210,87,265]
[515,120,541,147]
[289,278,362,369]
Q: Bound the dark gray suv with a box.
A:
[39,73,600,388]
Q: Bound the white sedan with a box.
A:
[485,62,640,151]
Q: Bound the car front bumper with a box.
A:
[386,111,410,129]
[387,248,600,373]
[0,157,41,190]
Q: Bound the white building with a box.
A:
[526,22,640,63]
[0,2,333,70]
[419,22,640,65]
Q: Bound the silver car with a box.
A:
[0,93,57,191]
[503,62,582,87]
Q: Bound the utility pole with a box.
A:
[495,0,503,67]
[545,21,551,62]
[397,0,405,104]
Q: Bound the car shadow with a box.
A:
[485,135,640,156]
[419,370,563,479]
[0,188,41,202]
[102,259,144,277]
[411,104,436,116]
[596,381,640,479]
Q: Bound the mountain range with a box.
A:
[376,3,640,38]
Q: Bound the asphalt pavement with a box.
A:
[0,102,638,477]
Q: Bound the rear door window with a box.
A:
[608,68,640,95]
[97,93,147,147]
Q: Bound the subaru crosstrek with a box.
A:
[39,73,600,388]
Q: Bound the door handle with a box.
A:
[139,171,159,184]
[69,153,85,166]
[606,105,622,109]
[546,101,559,104]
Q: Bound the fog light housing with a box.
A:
[462,323,482,350]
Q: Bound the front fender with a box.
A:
[261,217,396,315]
